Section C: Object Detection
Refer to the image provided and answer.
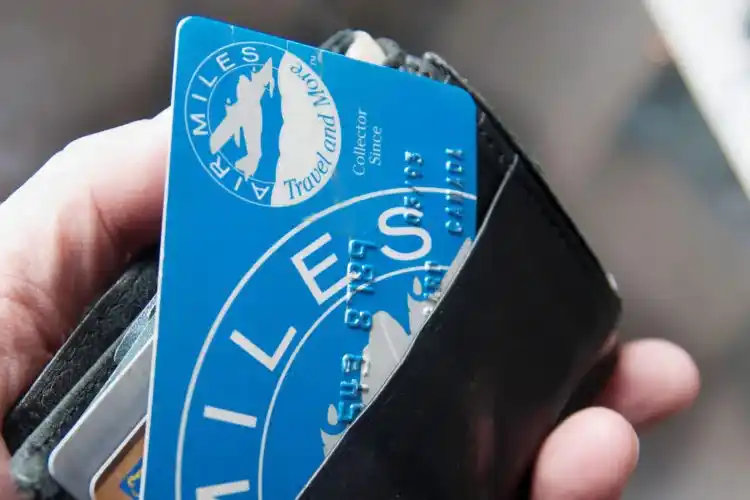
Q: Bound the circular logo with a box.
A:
[185,42,341,207]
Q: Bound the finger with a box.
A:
[597,338,700,428]
[0,110,170,414]
[531,407,639,500]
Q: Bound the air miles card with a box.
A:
[143,16,477,500]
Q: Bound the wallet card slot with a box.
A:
[10,329,126,500]
[298,152,621,500]
[2,250,158,454]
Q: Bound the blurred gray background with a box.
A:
[1,1,747,498]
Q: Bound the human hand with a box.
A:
[0,112,699,499]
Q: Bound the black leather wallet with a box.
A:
[3,29,621,500]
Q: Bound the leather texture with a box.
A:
[4,251,159,500]
[4,31,620,500]
[11,333,123,500]
[3,250,158,454]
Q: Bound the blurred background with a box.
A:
[1,0,748,498]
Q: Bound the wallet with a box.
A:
[3,28,621,500]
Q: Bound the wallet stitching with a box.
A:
[403,58,594,275]
[477,124,512,173]
[518,174,596,276]
[405,57,603,304]
[477,124,595,275]
[401,59,511,173]
[420,59,602,278]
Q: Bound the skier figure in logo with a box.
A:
[210,57,276,181]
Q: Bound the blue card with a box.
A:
[143,17,478,500]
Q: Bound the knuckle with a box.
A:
[61,134,96,156]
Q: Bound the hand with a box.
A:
[531,339,699,499]
[0,112,699,499]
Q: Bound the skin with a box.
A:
[0,110,700,499]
